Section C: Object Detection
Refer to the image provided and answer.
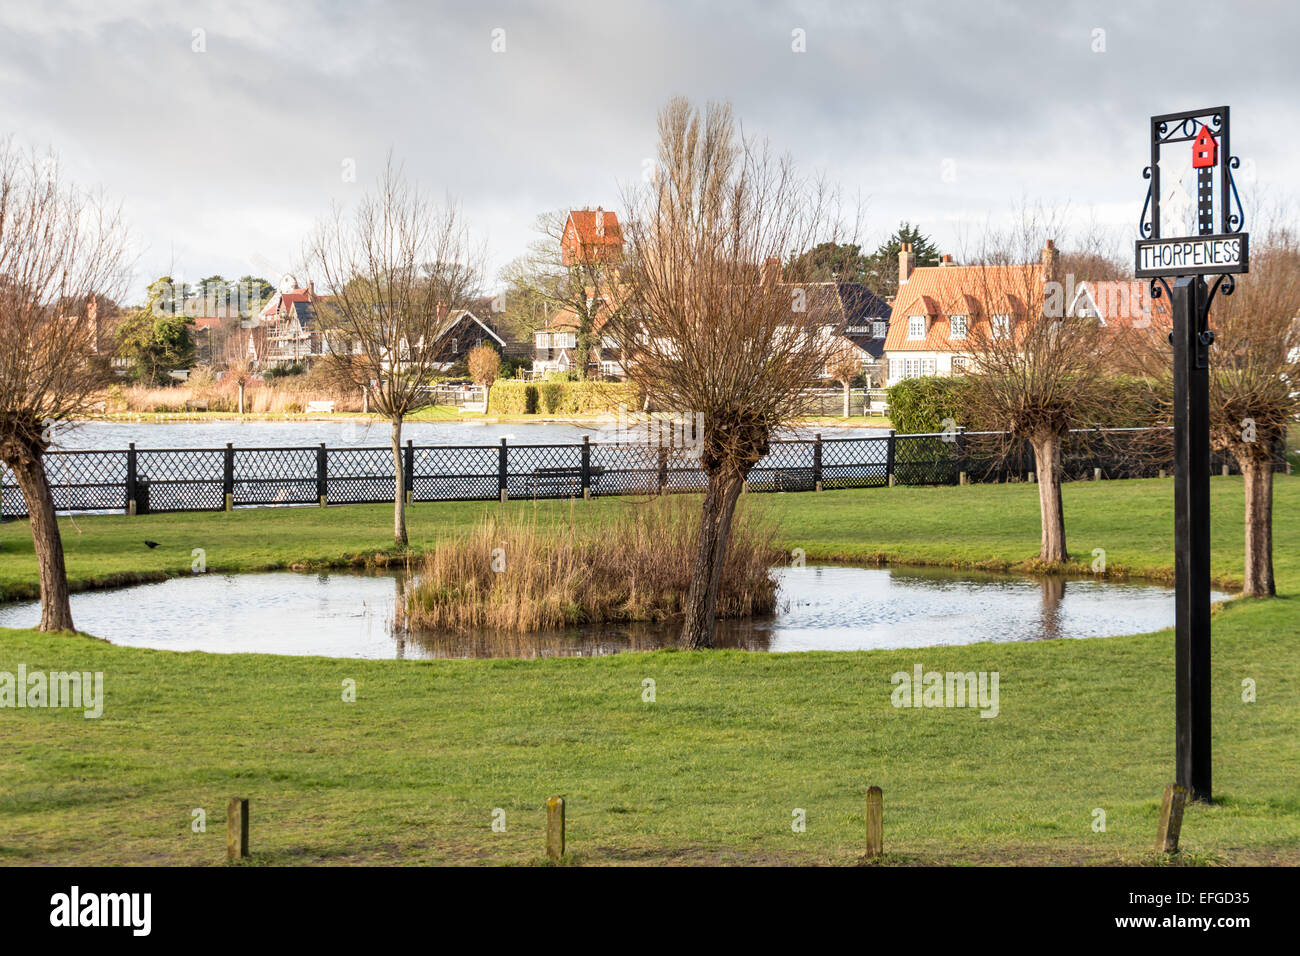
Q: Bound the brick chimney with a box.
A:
[939,254,957,267]
[436,302,448,324]
[1041,239,1059,285]
[761,256,782,286]
[898,243,916,286]
[594,206,605,238]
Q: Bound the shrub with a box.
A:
[886,377,976,433]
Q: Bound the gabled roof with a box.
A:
[885,263,1042,352]
[433,309,506,348]
[565,209,623,247]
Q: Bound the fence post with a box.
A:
[316,443,327,507]
[813,433,823,492]
[546,795,565,861]
[956,427,967,485]
[404,439,415,505]
[581,436,591,500]
[226,797,249,860]
[886,429,896,487]
[223,443,235,511]
[657,445,668,494]
[1155,782,1187,853]
[498,438,508,503]
[125,442,138,516]
[865,785,884,858]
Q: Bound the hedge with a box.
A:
[487,380,640,416]
[886,375,1165,434]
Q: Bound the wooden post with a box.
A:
[1028,471,1036,483]
[1093,467,1103,481]
[865,786,883,858]
[1155,783,1187,853]
[546,795,565,860]
[959,471,968,486]
[885,429,896,487]
[227,797,249,860]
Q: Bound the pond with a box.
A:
[50,420,887,450]
[0,566,1225,659]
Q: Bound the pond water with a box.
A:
[0,566,1224,659]
[50,420,886,450]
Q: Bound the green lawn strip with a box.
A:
[3,475,1293,601]
[0,476,1296,864]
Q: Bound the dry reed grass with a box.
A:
[406,497,781,633]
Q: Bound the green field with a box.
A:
[0,476,1296,865]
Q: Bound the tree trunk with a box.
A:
[9,452,76,632]
[1240,456,1275,597]
[390,417,408,546]
[842,382,850,418]
[680,470,745,649]
[1030,432,1068,563]
[237,382,245,415]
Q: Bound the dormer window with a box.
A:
[872,320,887,338]
[950,315,968,339]
[907,315,926,340]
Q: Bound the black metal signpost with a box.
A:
[1136,106,1248,802]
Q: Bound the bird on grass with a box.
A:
[144,540,159,549]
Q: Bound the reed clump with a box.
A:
[406,497,780,632]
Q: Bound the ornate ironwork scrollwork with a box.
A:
[1139,167,1155,238]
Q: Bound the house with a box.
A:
[561,207,623,267]
[253,277,333,365]
[427,308,507,369]
[814,280,892,386]
[884,242,1059,385]
[533,287,628,379]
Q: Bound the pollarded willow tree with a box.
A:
[0,141,130,631]
[306,159,484,545]
[611,97,853,649]
[961,217,1137,564]
[1203,229,1299,596]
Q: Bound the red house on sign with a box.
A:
[1192,126,1218,168]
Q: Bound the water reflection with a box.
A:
[0,565,1224,660]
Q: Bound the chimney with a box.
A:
[436,302,448,324]
[762,256,782,286]
[898,243,915,286]
[939,254,957,267]
[594,206,604,238]
[1041,239,1060,285]
[306,279,315,298]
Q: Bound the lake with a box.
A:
[50,420,888,450]
[0,565,1224,659]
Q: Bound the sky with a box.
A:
[2,0,1297,303]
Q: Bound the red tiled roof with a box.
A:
[566,209,623,247]
[885,263,1042,352]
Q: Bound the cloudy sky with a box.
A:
[2,0,1296,302]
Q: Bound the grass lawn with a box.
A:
[0,476,1296,865]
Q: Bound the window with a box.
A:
[951,355,969,373]
[907,315,926,339]
[949,315,967,339]
[991,314,1011,339]
[536,332,550,348]
[601,335,618,350]
[872,320,887,338]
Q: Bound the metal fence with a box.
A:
[0,427,1287,519]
